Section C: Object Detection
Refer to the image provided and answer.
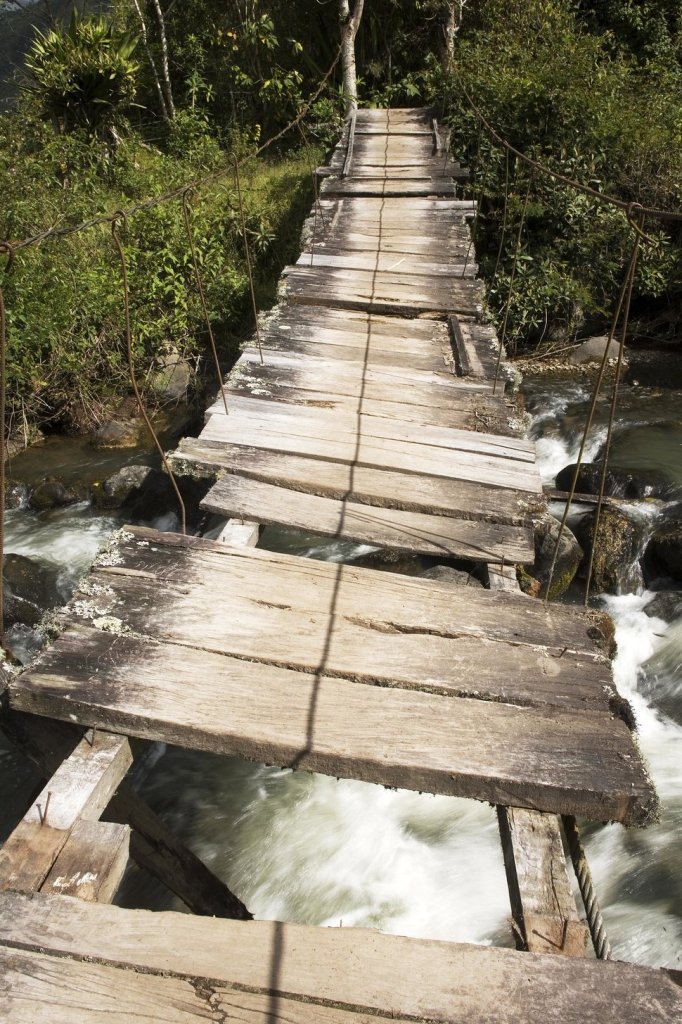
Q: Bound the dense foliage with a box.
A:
[440,0,682,349]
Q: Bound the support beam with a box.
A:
[0,706,251,919]
[497,806,589,956]
[0,732,133,894]
[43,819,130,903]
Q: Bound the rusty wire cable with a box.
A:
[492,171,534,395]
[490,147,510,288]
[231,155,264,365]
[297,120,328,248]
[110,213,186,535]
[563,815,612,959]
[543,229,640,603]
[182,188,228,415]
[583,219,642,605]
[0,242,13,649]
[461,124,484,279]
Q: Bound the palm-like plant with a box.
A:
[25,10,140,139]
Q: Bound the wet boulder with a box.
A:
[644,590,682,622]
[28,478,80,512]
[3,553,63,628]
[574,506,646,595]
[5,481,29,510]
[92,464,154,511]
[523,512,583,600]
[555,462,671,500]
[642,517,682,583]
[639,619,682,727]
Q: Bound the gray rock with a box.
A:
[568,335,624,366]
[5,481,29,510]
[92,464,154,510]
[28,478,80,512]
[555,462,672,500]
[528,513,583,599]
[419,565,483,587]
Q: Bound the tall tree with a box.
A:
[339,0,364,115]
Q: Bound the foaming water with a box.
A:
[129,746,512,945]
[581,594,682,967]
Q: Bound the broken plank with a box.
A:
[202,474,534,563]
[497,807,589,957]
[1,892,680,1024]
[12,624,655,823]
[42,819,130,903]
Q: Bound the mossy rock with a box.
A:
[528,513,583,600]
[574,506,645,595]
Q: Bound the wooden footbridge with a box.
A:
[1,108,680,1021]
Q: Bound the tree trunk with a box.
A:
[150,0,175,119]
[339,0,365,117]
[442,1,466,69]
[130,0,169,120]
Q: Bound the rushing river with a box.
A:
[1,372,680,968]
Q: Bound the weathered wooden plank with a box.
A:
[202,474,535,563]
[2,892,681,1024]
[296,250,477,277]
[201,412,541,492]
[100,528,604,658]
[208,394,533,460]
[42,819,130,903]
[308,230,471,256]
[174,439,538,526]
[497,807,589,957]
[12,624,654,823]
[233,345,496,397]
[0,732,132,893]
[237,331,453,372]
[266,302,453,341]
[0,946,215,1024]
[216,516,260,547]
[283,265,483,315]
[322,178,458,197]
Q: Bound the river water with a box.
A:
[1,372,680,968]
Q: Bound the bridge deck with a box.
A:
[1,106,673,1021]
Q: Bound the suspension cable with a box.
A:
[182,188,228,415]
[110,213,187,535]
[231,156,263,365]
[0,243,13,651]
[492,171,534,395]
[563,815,612,959]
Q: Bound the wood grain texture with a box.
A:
[9,529,656,823]
[175,438,540,526]
[498,807,589,957]
[42,819,130,903]
[1,892,681,1024]
[202,473,535,562]
[0,732,132,893]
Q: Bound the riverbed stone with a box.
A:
[5,481,29,510]
[28,478,80,512]
[92,464,154,510]
[574,506,645,594]
[644,590,682,622]
[523,513,583,600]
